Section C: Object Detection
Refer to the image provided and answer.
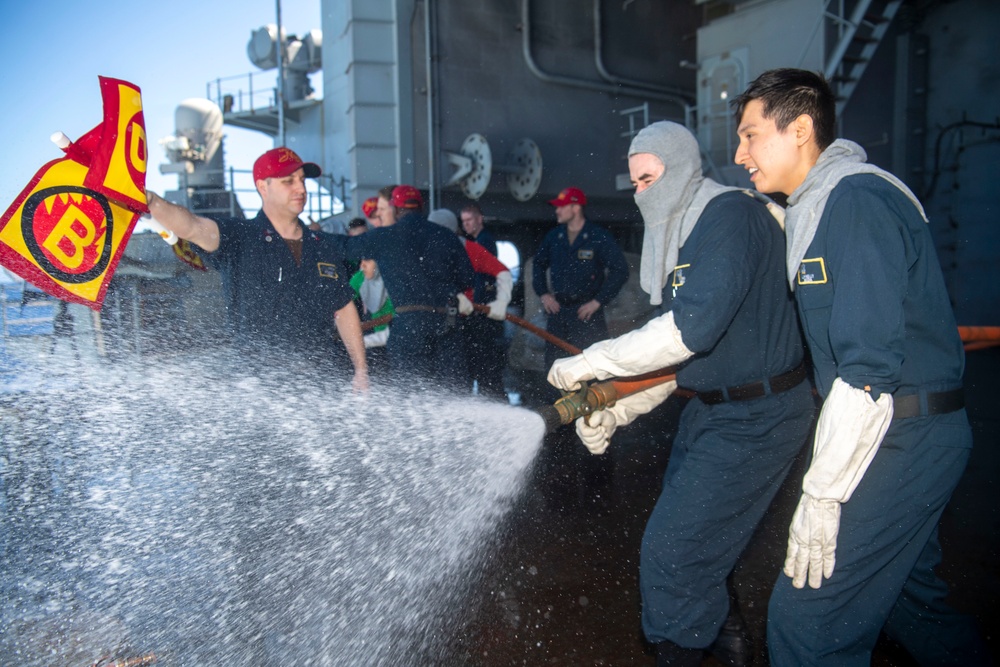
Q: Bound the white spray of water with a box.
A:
[1,350,545,665]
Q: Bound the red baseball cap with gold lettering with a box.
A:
[362,197,379,218]
[549,187,587,207]
[253,147,321,181]
[391,185,424,209]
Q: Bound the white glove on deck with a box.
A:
[548,311,693,391]
[575,380,676,454]
[487,270,513,321]
[785,377,893,589]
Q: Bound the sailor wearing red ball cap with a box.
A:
[145,147,368,391]
[345,185,475,384]
[361,196,380,227]
[532,185,629,371]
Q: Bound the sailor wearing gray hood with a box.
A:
[547,121,813,667]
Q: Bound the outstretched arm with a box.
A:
[146,190,221,252]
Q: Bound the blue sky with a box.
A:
[0,0,321,211]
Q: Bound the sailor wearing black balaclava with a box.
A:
[547,121,814,667]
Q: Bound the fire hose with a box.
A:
[465,304,678,433]
[957,326,1000,352]
[359,307,1000,433]
[358,304,677,432]
[458,303,676,433]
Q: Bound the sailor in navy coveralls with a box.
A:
[346,185,474,385]
[532,187,629,370]
[547,122,814,667]
[207,213,354,353]
[734,68,989,666]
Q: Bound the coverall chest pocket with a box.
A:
[796,257,834,349]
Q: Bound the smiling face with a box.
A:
[734,99,815,196]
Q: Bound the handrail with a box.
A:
[168,166,342,222]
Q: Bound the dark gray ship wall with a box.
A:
[403,0,698,258]
[387,0,999,324]
[834,0,1000,326]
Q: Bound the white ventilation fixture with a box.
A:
[444,133,543,202]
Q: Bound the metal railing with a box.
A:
[206,72,278,115]
[170,167,344,222]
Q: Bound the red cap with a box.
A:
[362,197,379,218]
[549,187,587,207]
[253,147,321,182]
[391,185,423,209]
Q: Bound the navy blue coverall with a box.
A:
[532,220,628,368]
[639,192,814,650]
[346,211,474,384]
[767,175,989,666]
[463,231,507,398]
[204,211,356,365]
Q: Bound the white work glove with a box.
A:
[362,328,389,349]
[548,353,597,392]
[785,494,840,589]
[784,377,893,589]
[575,380,676,454]
[456,292,474,316]
[548,310,693,391]
[486,270,513,321]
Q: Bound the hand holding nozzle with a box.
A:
[536,368,678,436]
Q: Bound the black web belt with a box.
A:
[394,305,451,315]
[893,388,965,419]
[692,363,808,406]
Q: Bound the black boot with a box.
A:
[656,640,704,667]
[707,602,751,667]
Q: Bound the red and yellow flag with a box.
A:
[86,77,149,214]
[0,76,147,310]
